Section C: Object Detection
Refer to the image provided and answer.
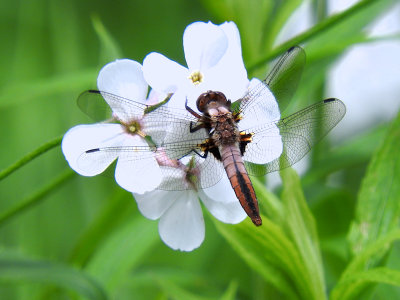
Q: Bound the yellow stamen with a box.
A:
[188,70,204,85]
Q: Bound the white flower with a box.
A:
[143,21,249,109]
[134,158,247,251]
[62,59,165,194]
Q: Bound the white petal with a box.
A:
[97,59,148,103]
[183,21,228,71]
[134,190,178,220]
[143,52,188,94]
[202,172,237,203]
[96,59,149,123]
[61,124,125,176]
[158,191,205,251]
[199,22,248,101]
[199,188,246,224]
[115,139,162,193]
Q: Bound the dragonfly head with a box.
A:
[196,91,231,113]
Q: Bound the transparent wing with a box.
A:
[241,98,346,176]
[238,46,306,115]
[76,89,224,191]
[78,137,224,191]
[77,90,191,123]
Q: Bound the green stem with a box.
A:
[0,169,75,226]
[0,135,62,181]
[248,0,375,72]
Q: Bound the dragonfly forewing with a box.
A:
[238,46,306,115]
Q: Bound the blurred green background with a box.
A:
[1,0,400,299]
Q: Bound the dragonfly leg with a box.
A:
[185,98,202,118]
[189,121,206,133]
[192,149,208,159]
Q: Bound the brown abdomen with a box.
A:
[220,144,262,226]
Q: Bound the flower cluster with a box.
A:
[62,21,280,251]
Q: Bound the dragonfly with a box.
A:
[77,46,346,226]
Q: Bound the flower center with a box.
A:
[123,120,146,137]
[188,70,204,85]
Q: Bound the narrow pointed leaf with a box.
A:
[280,167,326,300]
[348,110,400,258]
[331,267,400,300]
[213,215,310,300]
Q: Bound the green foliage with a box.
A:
[1,0,400,299]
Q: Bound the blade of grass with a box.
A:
[0,136,62,181]
[91,15,122,64]
[248,0,384,72]
[331,230,400,299]
[280,167,326,300]
[332,267,400,300]
[0,169,75,226]
[348,110,400,257]
[213,215,309,300]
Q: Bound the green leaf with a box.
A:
[155,277,216,300]
[248,0,395,73]
[280,167,326,300]
[0,252,108,300]
[213,215,307,300]
[348,110,400,257]
[332,230,400,299]
[260,0,302,51]
[331,267,400,300]
[85,215,158,292]
[343,230,400,280]
[252,178,284,224]
[220,280,238,300]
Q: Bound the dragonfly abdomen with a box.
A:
[220,144,262,226]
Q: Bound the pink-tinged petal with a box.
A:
[143,52,188,94]
[199,189,246,224]
[134,190,178,220]
[61,124,125,176]
[115,138,162,193]
[158,191,205,251]
[97,59,148,103]
[183,21,228,71]
[146,89,168,106]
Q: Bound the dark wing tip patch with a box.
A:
[87,89,101,94]
[86,148,100,153]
